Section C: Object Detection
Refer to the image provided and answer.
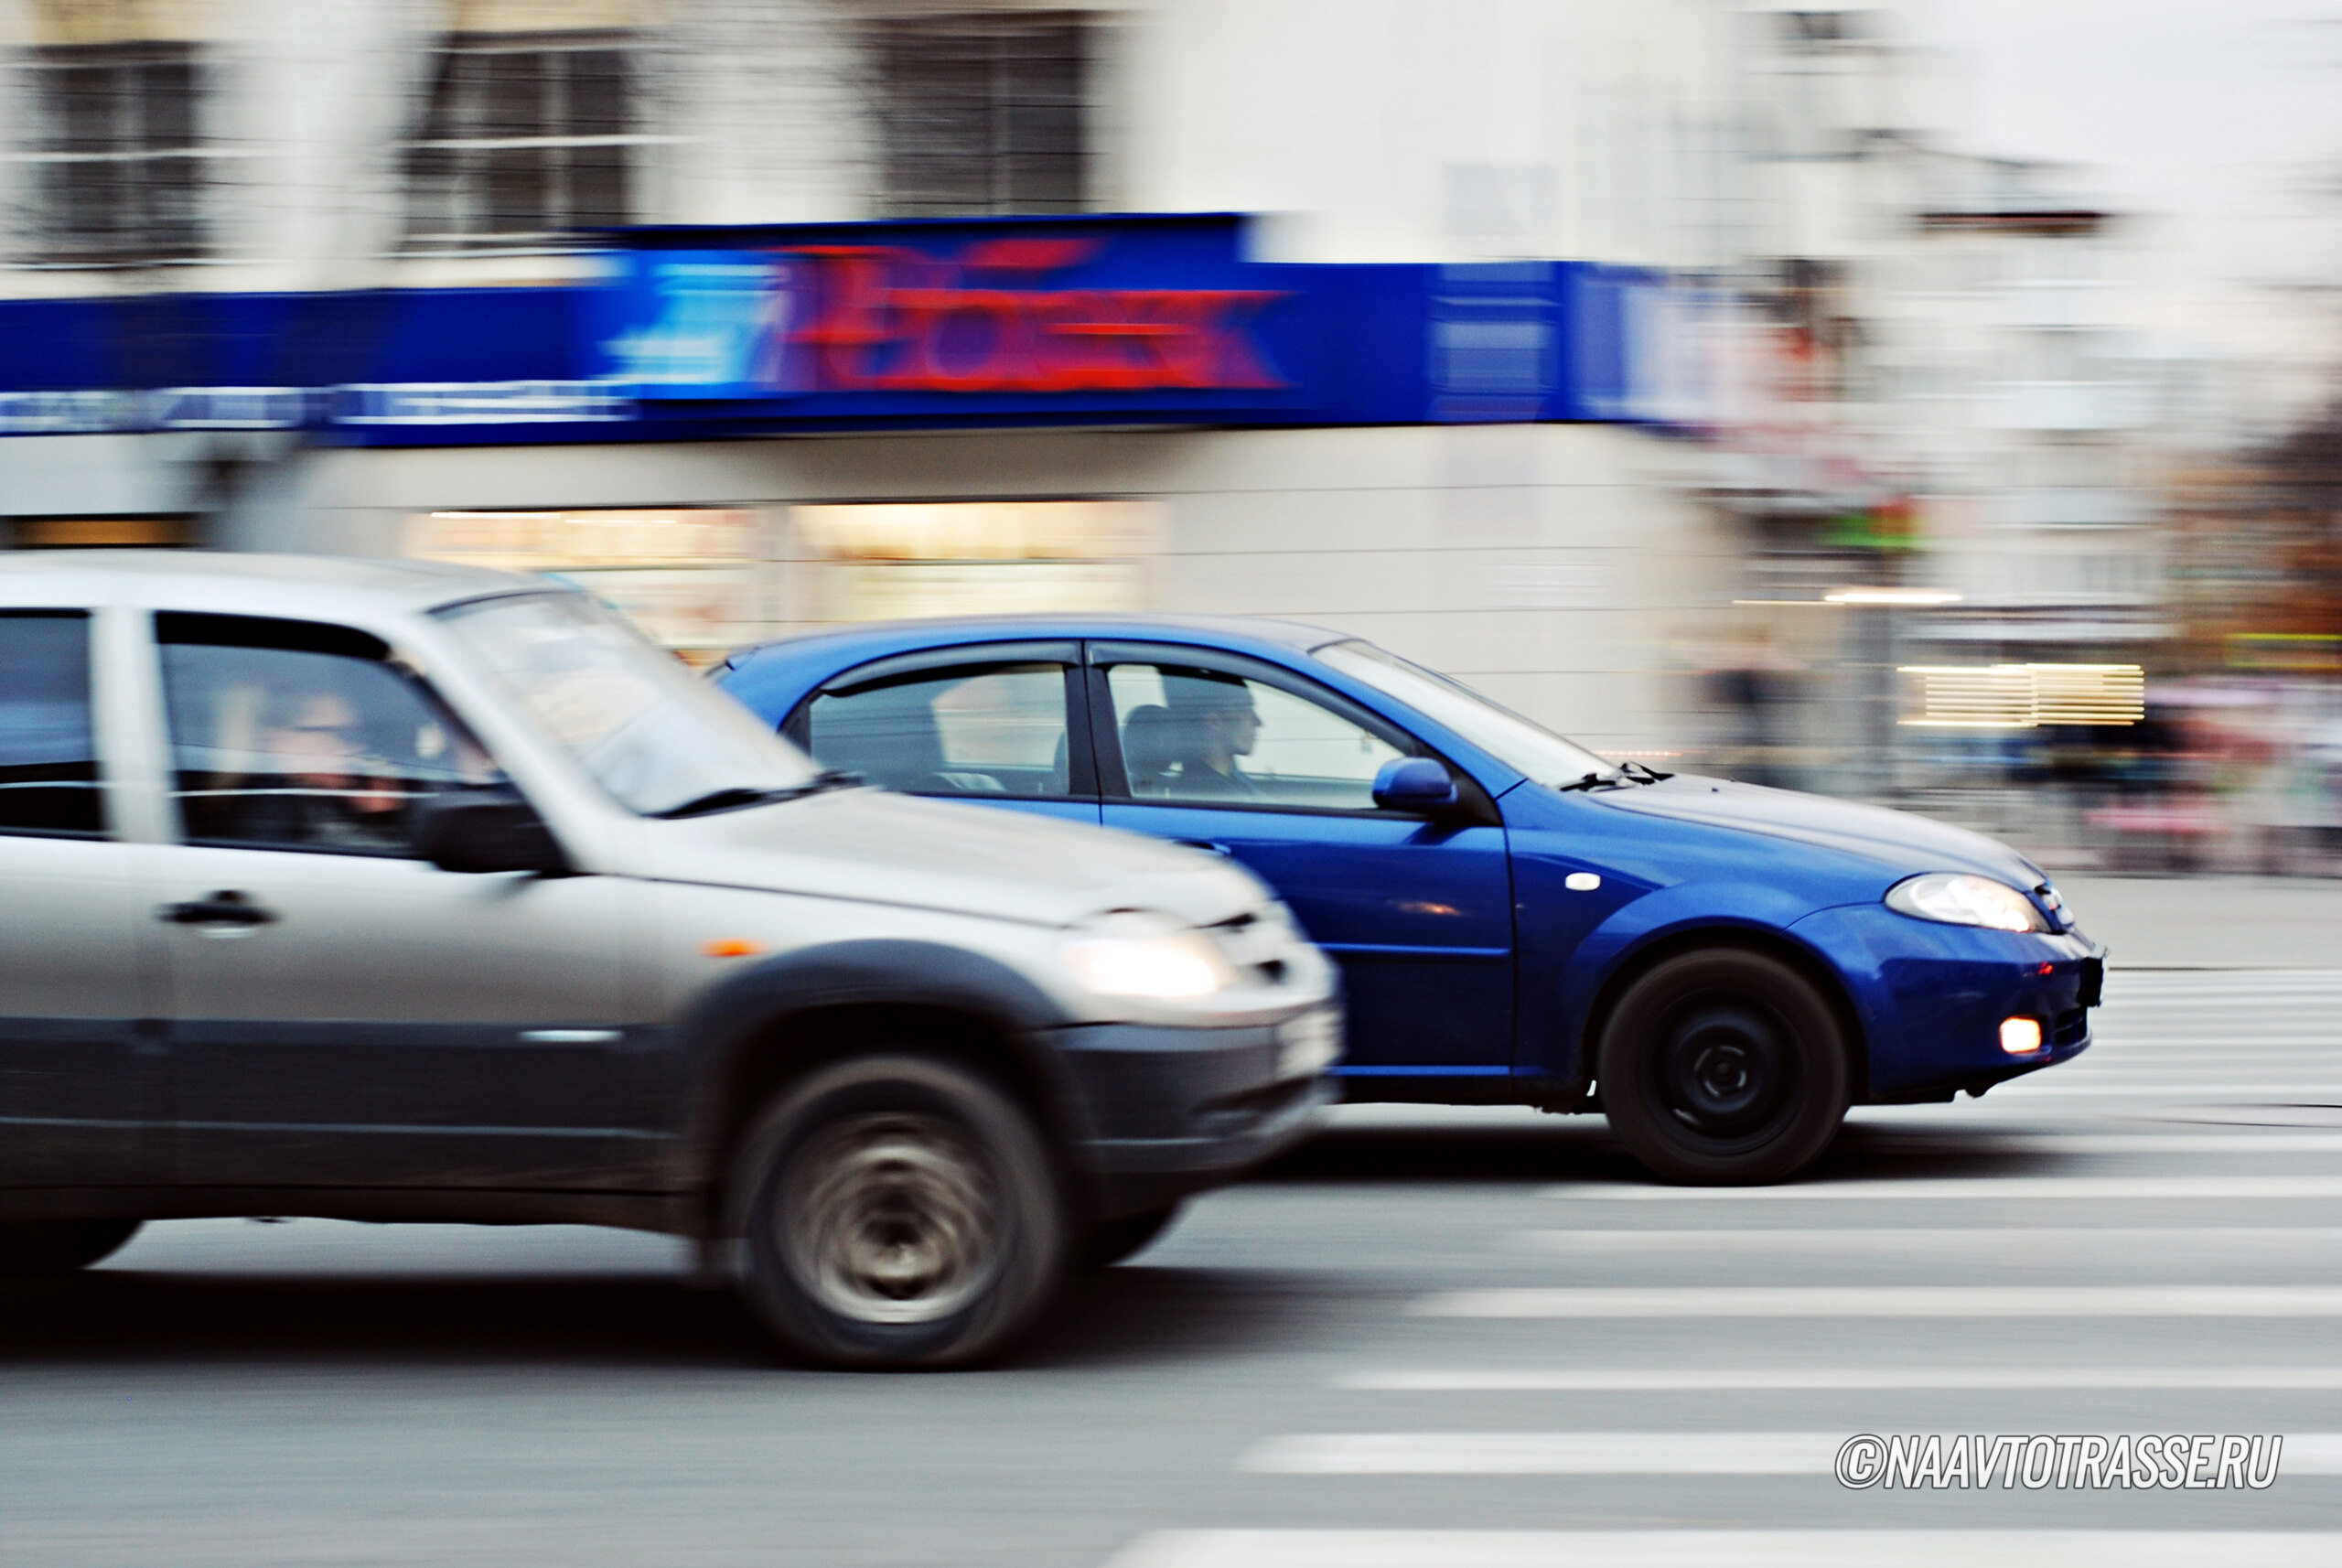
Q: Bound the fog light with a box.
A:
[2000,1016,2044,1055]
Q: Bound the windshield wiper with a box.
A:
[1554,760,1674,793]
[654,770,863,819]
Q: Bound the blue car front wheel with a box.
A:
[1597,949,1851,1186]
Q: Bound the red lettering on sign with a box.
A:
[785,242,1285,394]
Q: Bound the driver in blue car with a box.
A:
[1162,672,1264,800]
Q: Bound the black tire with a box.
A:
[1079,1205,1182,1271]
[0,1219,142,1277]
[725,1055,1069,1369]
[1596,949,1851,1185]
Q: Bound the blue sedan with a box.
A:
[717,615,2103,1184]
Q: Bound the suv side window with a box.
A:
[156,613,501,857]
[0,611,104,838]
[803,661,1077,798]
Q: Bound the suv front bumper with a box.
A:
[1050,1007,1338,1219]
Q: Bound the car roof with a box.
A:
[728,612,1352,672]
[0,550,545,617]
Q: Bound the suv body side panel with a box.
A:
[645,936,1085,1189]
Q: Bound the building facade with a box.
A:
[0,0,1786,757]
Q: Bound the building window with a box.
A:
[401,32,638,250]
[873,13,1090,216]
[18,41,208,264]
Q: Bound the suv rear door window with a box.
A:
[0,611,103,837]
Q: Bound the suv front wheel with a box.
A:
[725,1054,1069,1368]
[1596,949,1852,1186]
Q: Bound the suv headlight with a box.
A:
[1061,910,1237,1000]
[1885,873,2048,934]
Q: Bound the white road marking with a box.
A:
[1242,1433,2342,1476]
[1105,1530,2342,1568]
[1243,1433,1838,1474]
[1417,1285,2342,1317]
[1987,1085,2342,1099]
[2100,1040,2342,1046]
[1336,1366,2342,1391]
[1846,1134,2342,1153]
[1504,1227,2342,1253]
[1540,1176,2342,1201]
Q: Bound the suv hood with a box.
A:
[1598,776,2048,892]
[646,788,1273,929]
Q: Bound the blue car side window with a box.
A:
[1103,660,1403,811]
[806,662,1074,799]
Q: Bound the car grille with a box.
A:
[1208,909,1293,985]
[2053,1007,2089,1048]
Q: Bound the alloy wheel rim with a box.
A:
[778,1112,1004,1326]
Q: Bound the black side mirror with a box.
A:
[1372,757,1459,813]
[414,789,572,875]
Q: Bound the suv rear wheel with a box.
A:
[0,1219,142,1276]
[725,1055,1068,1368]
[1596,949,1851,1185]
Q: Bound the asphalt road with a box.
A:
[5,968,2341,1567]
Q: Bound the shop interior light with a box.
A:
[1822,588,1963,606]
[1900,663,2144,729]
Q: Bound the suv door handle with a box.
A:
[158,891,277,927]
[1175,839,1232,857]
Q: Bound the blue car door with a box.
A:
[781,641,1101,826]
[1088,641,1514,1077]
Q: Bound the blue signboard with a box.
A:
[587,214,1320,430]
[0,215,1702,444]
[599,250,807,397]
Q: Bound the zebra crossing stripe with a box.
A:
[1335,1367,2342,1391]
[1416,1285,2342,1317]
[1243,1432,2342,1476]
[1539,1176,2342,1200]
[1104,1530,2342,1568]
[1504,1227,2342,1253]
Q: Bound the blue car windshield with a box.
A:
[1316,639,1614,788]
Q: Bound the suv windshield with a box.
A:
[435,592,819,815]
[1316,639,1615,789]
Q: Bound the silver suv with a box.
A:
[0,553,1337,1366]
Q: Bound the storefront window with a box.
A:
[404,499,1156,658]
[792,499,1157,623]
[403,509,766,666]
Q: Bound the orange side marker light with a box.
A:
[704,938,766,959]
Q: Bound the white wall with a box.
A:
[0,0,1762,288]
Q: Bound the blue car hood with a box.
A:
[1595,776,2047,891]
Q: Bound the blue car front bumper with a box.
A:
[1789,904,2105,1103]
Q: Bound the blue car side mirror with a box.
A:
[1372,757,1459,812]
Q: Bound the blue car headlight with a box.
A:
[1885,873,2049,934]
